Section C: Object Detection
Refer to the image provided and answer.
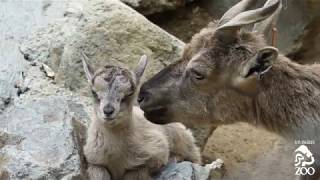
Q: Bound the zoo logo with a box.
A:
[294,145,316,176]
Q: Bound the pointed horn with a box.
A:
[217,0,280,31]
[219,0,258,25]
[253,0,282,35]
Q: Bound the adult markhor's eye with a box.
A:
[190,69,205,80]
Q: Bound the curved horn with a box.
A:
[219,0,258,25]
[253,0,282,35]
[217,0,280,32]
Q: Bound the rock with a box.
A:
[121,0,195,15]
[0,0,73,113]
[147,3,212,43]
[255,0,320,64]
[40,64,55,79]
[155,160,224,180]
[286,0,320,64]
[0,58,92,179]
[156,161,204,180]
[0,96,87,179]
[20,0,184,92]
[0,97,12,114]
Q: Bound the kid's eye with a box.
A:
[91,90,100,100]
[127,90,134,97]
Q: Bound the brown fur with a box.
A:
[139,2,320,179]
[140,9,320,138]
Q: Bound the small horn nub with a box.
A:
[81,51,94,83]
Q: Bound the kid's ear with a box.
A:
[241,46,278,79]
[134,55,148,83]
[81,51,94,85]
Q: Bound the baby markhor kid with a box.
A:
[82,53,201,180]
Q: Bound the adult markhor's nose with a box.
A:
[138,90,151,108]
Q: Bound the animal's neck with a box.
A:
[250,56,320,136]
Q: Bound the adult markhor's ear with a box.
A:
[241,46,278,79]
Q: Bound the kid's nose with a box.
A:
[103,105,115,117]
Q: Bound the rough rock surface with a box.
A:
[0,0,74,112]
[156,161,220,180]
[0,61,91,179]
[0,97,85,179]
[121,0,194,15]
[20,0,184,93]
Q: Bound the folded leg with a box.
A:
[87,164,111,180]
[123,168,153,180]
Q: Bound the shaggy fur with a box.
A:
[139,1,320,179]
[139,0,320,141]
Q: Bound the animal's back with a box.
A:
[133,106,201,163]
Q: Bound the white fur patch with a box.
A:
[133,106,145,118]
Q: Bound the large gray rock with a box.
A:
[20,0,184,92]
[0,63,91,179]
[0,0,75,111]
[0,1,91,179]
[157,161,209,180]
[284,0,320,64]
[155,161,223,180]
[0,97,84,179]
